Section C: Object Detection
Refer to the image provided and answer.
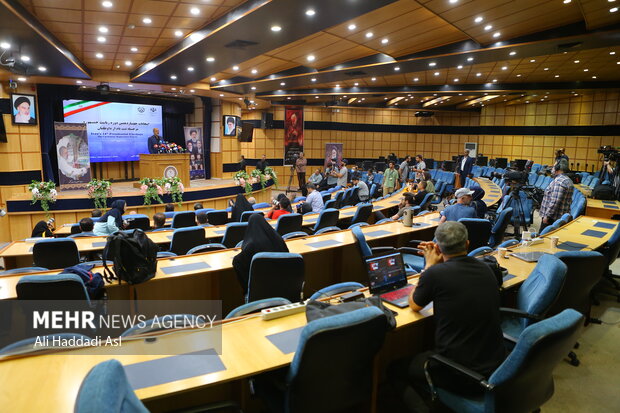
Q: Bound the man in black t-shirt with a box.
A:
[390,221,505,412]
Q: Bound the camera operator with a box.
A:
[295,152,307,196]
[539,163,574,232]
[553,149,568,173]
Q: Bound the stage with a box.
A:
[3,178,275,242]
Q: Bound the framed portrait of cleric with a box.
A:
[222,115,238,136]
[11,94,37,125]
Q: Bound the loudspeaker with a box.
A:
[261,112,274,129]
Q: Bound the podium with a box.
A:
[138,153,190,187]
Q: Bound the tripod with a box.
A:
[506,185,533,240]
[286,165,296,194]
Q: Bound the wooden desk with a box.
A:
[474,177,503,206]
[585,198,620,219]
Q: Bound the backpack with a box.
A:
[480,255,505,287]
[592,184,616,201]
[103,229,158,285]
[63,263,105,299]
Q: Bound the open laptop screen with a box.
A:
[366,252,407,294]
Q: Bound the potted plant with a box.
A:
[28,180,58,216]
[86,179,112,210]
[139,178,164,205]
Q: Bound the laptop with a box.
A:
[509,251,546,263]
[366,252,414,308]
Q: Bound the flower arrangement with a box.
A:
[233,170,252,194]
[86,179,112,210]
[28,180,57,215]
[263,166,278,188]
[250,169,266,189]
[139,177,164,205]
[161,176,185,205]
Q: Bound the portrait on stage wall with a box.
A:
[223,116,237,136]
[54,122,91,189]
[284,106,304,165]
[11,94,37,125]
[324,143,343,169]
[184,126,205,180]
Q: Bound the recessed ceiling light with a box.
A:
[271,25,282,32]
[190,89,195,93]
[251,86,256,90]
[554,74,559,78]
[307,54,315,62]
[128,84,133,87]
[20,55,30,62]
[429,62,436,67]
[98,26,108,33]
[187,66,194,71]
[574,60,580,63]
[610,51,616,55]
[563,0,571,3]
[0,42,10,49]
[457,65,463,69]
[592,75,598,79]
[583,68,589,71]
[189,33,202,42]
[124,60,132,66]
[484,25,493,31]
[413,77,419,81]
[190,7,200,15]
[474,16,483,23]
[219,94,224,97]
[142,17,152,24]
[232,65,239,71]
[306,9,315,16]
[517,74,522,77]
[501,66,508,70]
[38,66,46,72]
[145,62,155,70]
[354,82,359,86]
[492,79,497,82]
[76,80,82,84]
[102,1,113,7]
[130,47,138,52]
[365,32,373,38]
[544,67,549,70]
[449,0,459,4]
[348,24,356,31]
[206,57,215,62]
[394,66,400,71]
[251,69,258,74]
[170,75,177,80]
[530,59,536,62]
[467,57,474,62]
[311,78,317,82]
[95,52,104,58]
[371,77,376,81]
[335,84,340,88]
[97,36,106,43]
[381,38,388,44]
[287,97,291,100]
[476,72,482,76]
[493,32,501,38]
[434,72,440,76]
[610,6,619,12]
[509,51,516,56]
[315,96,319,99]
[210,77,216,81]
[454,78,459,82]
[174,30,183,37]
[280,82,285,86]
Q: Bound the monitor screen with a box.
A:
[63,99,163,162]
[366,252,406,293]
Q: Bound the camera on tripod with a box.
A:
[502,170,529,185]
[598,146,620,162]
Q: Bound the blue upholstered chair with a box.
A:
[351,226,422,274]
[163,211,176,219]
[247,252,304,303]
[255,307,387,413]
[221,222,248,248]
[124,214,150,231]
[468,246,493,258]
[187,244,227,254]
[458,218,493,252]
[598,222,620,300]
[348,222,369,229]
[293,196,306,203]
[282,231,308,240]
[17,273,90,303]
[497,239,519,248]
[0,333,91,356]
[156,251,177,258]
[240,210,264,222]
[315,226,341,235]
[0,267,48,276]
[309,282,364,300]
[375,218,392,224]
[489,207,513,248]
[169,226,206,256]
[252,202,270,210]
[275,213,303,236]
[120,314,198,337]
[171,211,196,229]
[425,309,584,413]
[310,208,339,233]
[206,210,228,225]
[323,198,337,210]
[500,254,567,339]
[33,238,80,270]
[225,298,292,319]
[74,359,149,413]
[350,203,373,226]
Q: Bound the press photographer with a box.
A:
[593,146,620,200]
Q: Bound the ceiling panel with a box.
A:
[578,0,620,29]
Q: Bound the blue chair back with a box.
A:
[489,207,513,247]
[601,222,620,267]
[252,202,270,209]
[206,210,228,226]
[171,211,196,229]
[163,211,176,219]
[369,183,377,198]
[458,218,493,252]
[309,282,365,300]
[16,274,90,304]
[240,210,264,222]
[351,203,373,225]
[323,199,337,209]
[169,226,206,255]
[247,252,305,303]
[75,360,149,413]
[351,226,372,259]
[284,307,387,413]
[516,254,567,330]
[312,208,339,232]
[221,222,248,249]
[33,238,80,270]
[187,244,227,254]
[225,298,291,319]
[275,213,303,236]
[124,214,151,231]
[315,226,341,235]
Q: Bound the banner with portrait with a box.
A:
[184,126,205,180]
[284,106,303,165]
[324,143,343,169]
[54,122,91,189]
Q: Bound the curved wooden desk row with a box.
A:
[0,215,615,413]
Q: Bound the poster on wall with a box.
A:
[324,143,343,168]
[284,106,304,165]
[223,116,238,136]
[184,126,205,180]
[54,122,91,189]
[11,94,37,125]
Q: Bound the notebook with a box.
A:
[366,252,413,308]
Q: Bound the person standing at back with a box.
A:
[399,155,412,185]
[539,163,574,232]
[335,159,348,188]
[383,161,399,194]
[456,149,475,186]
[295,152,308,196]
[389,221,505,412]
[256,154,269,172]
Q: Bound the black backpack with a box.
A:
[103,229,158,285]
[592,184,616,201]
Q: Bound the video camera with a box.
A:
[503,170,529,184]
[598,145,620,162]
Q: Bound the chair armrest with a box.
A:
[370,246,397,254]
[397,246,423,256]
[499,307,544,321]
[424,354,494,398]
[502,332,518,345]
